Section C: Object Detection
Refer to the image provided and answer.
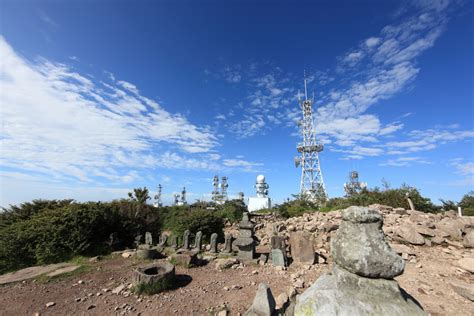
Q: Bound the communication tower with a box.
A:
[212,175,220,202]
[344,171,367,196]
[180,187,187,205]
[220,176,229,201]
[294,74,328,203]
[153,184,162,207]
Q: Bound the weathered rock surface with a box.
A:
[463,230,474,248]
[396,225,425,245]
[331,206,404,278]
[456,258,474,274]
[289,232,314,265]
[449,279,474,301]
[244,283,276,316]
[295,266,426,316]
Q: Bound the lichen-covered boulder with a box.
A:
[331,206,404,279]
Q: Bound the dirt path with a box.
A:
[0,248,472,315]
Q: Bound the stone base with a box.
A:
[248,197,271,213]
[295,265,426,315]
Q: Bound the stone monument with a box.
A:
[145,232,153,246]
[234,212,256,261]
[183,230,190,250]
[294,206,426,315]
[194,231,203,251]
[270,235,287,267]
[222,233,233,253]
[210,233,218,253]
[248,175,271,213]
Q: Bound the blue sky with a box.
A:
[0,0,472,207]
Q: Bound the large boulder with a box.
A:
[395,225,425,245]
[463,230,474,248]
[295,265,426,316]
[436,218,465,240]
[244,283,276,316]
[331,206,404,278]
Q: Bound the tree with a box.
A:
[128,187,151,204]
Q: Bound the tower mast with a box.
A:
[294,74,328,203]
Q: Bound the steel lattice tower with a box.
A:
[294,76,328,203]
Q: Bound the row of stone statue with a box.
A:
[137,230,234,254]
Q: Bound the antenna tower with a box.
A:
[153,184,162,207]
[220,176,228,201]
[294,74,328,203]
[180,187,187,205]
[212,175,220,202]
[344,171,367,196]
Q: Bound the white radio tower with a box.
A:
[294,74,328,203]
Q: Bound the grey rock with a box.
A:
[245,283,276,316]
[331,206,404,279]
[295,265,426,316]
[271,249,286,267]
[396,225,425,245]
[450,279,474,301]
[463,230,474,248]
[456,258,474,274]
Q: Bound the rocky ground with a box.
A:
[0,205,473,315]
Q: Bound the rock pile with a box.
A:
[294,206,427,315]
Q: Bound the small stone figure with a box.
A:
[222,233,233,253]
[183,230,191,249]
[145,232,153,246]
[234,212,256,261]
[159,233,168,247]
[171,235,178,250]
[270,235,287,267]
[134,234,143,248]
[194,231,203,251]
[210,233,218,253]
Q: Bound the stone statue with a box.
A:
[210,233,218,253]
[145,232,153,246]
[194,231,203,251]
[222,233,233,253]
[234,212,256,261]
[183,230,191,249]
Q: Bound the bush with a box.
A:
[273,198,319,218]
[215,200,246,223]
[162,208,224,243]
[0,200,160,274]
[323,185,439,213]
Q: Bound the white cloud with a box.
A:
[0,36,220,184]
[379,156,431,167]
[222,159,263,172]
[365,37,381,48]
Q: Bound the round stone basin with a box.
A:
[133,262,175,286]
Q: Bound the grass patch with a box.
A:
[34,264,92,284]
[132,277,173,295]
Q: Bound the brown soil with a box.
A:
[0,246,472,316]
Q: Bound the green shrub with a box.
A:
[215,200,246,223]
[162,208,224,243]
[0,200,160,274]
